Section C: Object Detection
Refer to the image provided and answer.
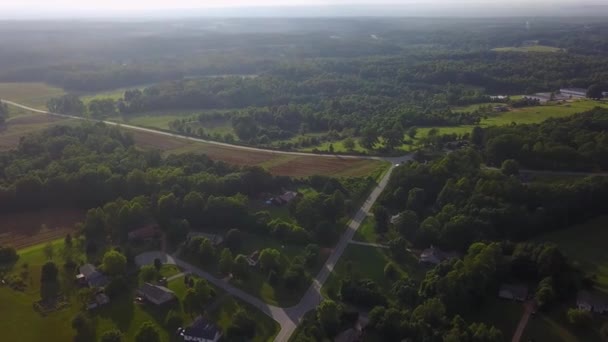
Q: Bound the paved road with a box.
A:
[0,99,412,164]
[348,240,389,249]
[512,300,535,342]
[134,164,396,341]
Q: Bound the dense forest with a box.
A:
[380,149,608,250]
[477,108,608,171]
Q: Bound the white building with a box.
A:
[560,88,587,98]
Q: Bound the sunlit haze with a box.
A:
[2,0,606,18]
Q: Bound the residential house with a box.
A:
[498,284,528,302]
[560,88,587,98]
[128,224,161,241]
[187,232,224,246]
[178,316,222,342]
[271,191,300,206]
[577,290,608,314]
[390,213,401,225]
[246,250,260,266]
[76,264,109,288]
[419,246,458,265]
[137,282,176,306]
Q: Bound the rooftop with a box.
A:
[180,316,222,341]
[138,283,175,305]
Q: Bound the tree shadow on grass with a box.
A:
[96,295,136,332]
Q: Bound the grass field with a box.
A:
[462,297,523,339]
[522,304,607,342]
[0,82,65,109]
[418,99,608,139]
[492,45,564,53]
[0,240,278,342]
[537,216,608,294]
[352,215,399,244]
[322,244,424,301]
[0,107,74,151]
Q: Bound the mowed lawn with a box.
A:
[418,99,608,139]
[522,304,607,342]
[322,244,425,301]
[0,82,65,109]
[537,216,608,294]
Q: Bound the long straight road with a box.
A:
[1,99,408,163]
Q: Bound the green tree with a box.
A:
[40,261,59,301]
[139,265,158,283]
[72,313,95,342]
[501,159,520,176]
[88,98,117,118]
[407,126,418,139]
[157,193,177,224]
[233,254,249,279]
[165,310,183,332]
[567,308,592,329]
[102,250,127,276]
[343,137,356,151]
[135,321,161,342]
[100,329,123,342]
[471,126,484,147]
[373,205,389,234]
[384,262,399,280]
[393,210,419,238]
[316,300,342,336]
[406,187,426,214]
[226,309,256,340]
[259,248,281,272]
[587,84,604,100]
[219,248,234,275]
[382,127,404,150]
[43,242,54,260]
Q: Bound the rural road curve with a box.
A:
[0,99,410,164]
[136,164,396,341]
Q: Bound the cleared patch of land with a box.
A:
[322,243,424,300]
[0,111,72,151]
[419,99,608,138]
[0,82,65,109]
[492,45,564,53]
[128,129,389,178]
[0,208,85,249]
[537,216,608,294]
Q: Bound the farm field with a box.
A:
[128,129,390,178]
[537,216,608,294]
[0,208,85,249]
[491,45,564,53]
[0,82,65,109]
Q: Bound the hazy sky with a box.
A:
[0,0,586,11]
[1,0,603,18]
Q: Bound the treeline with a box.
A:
[0,124,288,213]
[379,149,608,250]
[478,107,608,171]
